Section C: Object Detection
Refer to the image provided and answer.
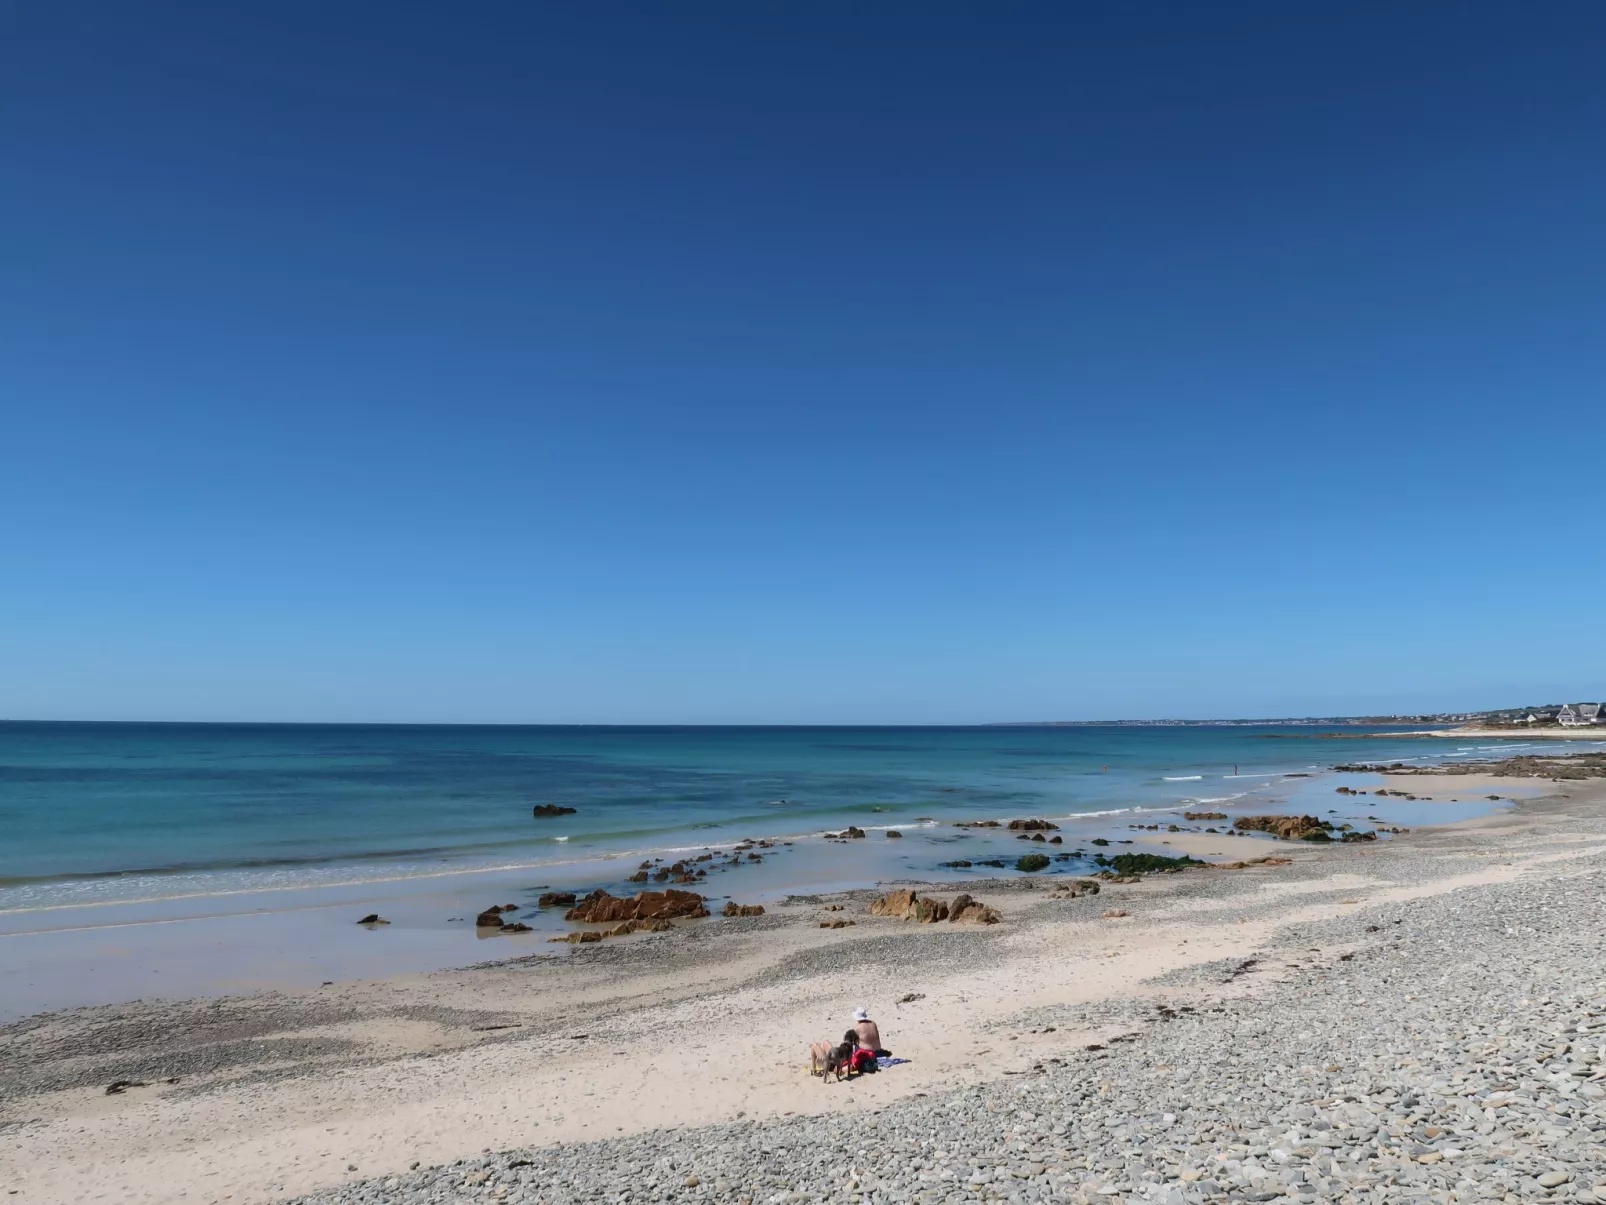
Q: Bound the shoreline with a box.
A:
[1394,727,1606,740]
[4,771,1604,1204]
[0,760,1542,1020]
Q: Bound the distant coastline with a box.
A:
[994,719,1448,729]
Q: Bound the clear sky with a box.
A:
[3,2,1603,724]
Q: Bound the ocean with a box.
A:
[5,720,1594,916]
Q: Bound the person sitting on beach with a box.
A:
[853,1005,889,1057]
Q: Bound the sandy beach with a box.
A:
[4,766,1605,1205]
[1417,727,1606,740]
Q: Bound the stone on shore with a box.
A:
[1234,814,1335,841]
[1049,878,1101,898]
[867,888,999,924]
[867,889,947,922]
[946,893,1002,924]
[563,889,710,924]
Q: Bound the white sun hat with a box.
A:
[853,1006,870,1021]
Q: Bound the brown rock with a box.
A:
[819,919,856,929]
[843,826,867,838]
[1184,811,1228,820]
[1102,909,1130,918]
[475,909,506,928]
[867,888,975,923]
[722,902,765,917]
[1050,879,1101,898]
[886,830,902,838]
[547,929,606,944]
[950,900,1002,924]
[868,888,917,918]
[536,892,577,908]
[532,805,578,817]
[502,922,533,933]
[1233,815,1333,841]
[1006,818,1060,831]
[564,889,710,924]
[627,871,648,883]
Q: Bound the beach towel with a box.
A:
[807,1056,910,1078]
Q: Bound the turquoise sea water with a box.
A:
[6,721,1601,916]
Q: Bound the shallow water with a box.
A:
[13,721,1585,910]
[1,722,1598,1017]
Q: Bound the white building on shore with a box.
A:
[1558,703,1604,727]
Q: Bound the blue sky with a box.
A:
[3,1,1603,723]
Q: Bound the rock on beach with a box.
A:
[563,889,710,923]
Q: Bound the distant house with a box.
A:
[1558,703,1604,727]
[1520,709,1560,725]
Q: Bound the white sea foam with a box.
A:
[1053,805,1184,820]
[1163,775,1203,781]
